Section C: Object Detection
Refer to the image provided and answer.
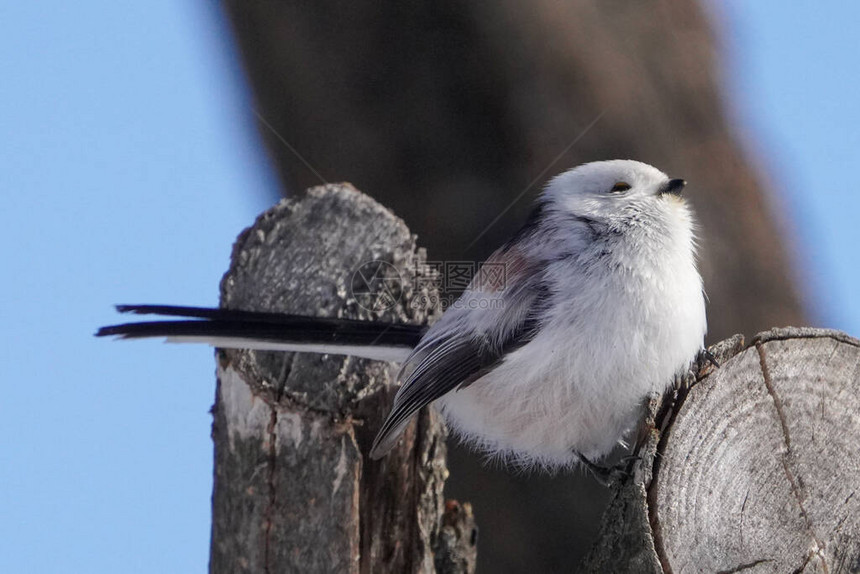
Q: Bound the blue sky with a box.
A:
[717,1,860,331]
[1,2,858,572]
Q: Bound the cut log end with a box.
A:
[580,328,860,573]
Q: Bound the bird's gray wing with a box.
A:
[369,242,547,458]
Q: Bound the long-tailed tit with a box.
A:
[98,160,707,472]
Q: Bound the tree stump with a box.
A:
[209,184,477,573]
[580,329,860,573]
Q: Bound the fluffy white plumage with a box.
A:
[395,160,707,469]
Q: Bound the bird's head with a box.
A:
[543,160,690,229]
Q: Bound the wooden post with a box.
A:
[579,329,860,573]
[208,184,477,573]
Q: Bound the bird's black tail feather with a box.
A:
[96,305,424,362]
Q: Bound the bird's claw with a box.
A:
[699,348,720,369]
[691,347,720,379]
[575,452,637,486]
[674,348,720,394]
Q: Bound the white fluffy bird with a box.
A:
[99,160,708,473]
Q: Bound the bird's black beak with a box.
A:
[660,178,686,197]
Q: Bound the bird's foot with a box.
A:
[575,452,637,487]
[676,348,721,393]
[697,348,720,370]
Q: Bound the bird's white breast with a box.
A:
[438,206,706,470]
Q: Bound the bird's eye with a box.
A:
[610,182,631,193]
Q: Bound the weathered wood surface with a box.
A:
[209,184,476,573]
[580,329,860,573]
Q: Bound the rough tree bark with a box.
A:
[579,329,860,573]
[209,184,477,573]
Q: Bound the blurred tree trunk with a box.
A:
[219,1,808,570]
